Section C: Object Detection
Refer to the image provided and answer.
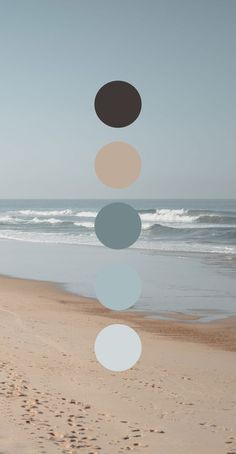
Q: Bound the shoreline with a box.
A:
[60,285,236,354]
[0,275,235,453]
[0,238,235,325]
[1,273,236,353]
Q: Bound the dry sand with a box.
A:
[0,275,235,454]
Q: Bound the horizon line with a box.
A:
[0,197,235,201]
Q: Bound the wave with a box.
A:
[0,229,99,245]
[30,217,63,224]
[74,221,94,229]
[0,204,235,256]
[6,209,98,219]
[136,240,236,255]
[5,208,236,227]
[0,216,25,225]
[143,221,236,231]
[2,208,236,234]
[144,223,182,233]
[75,211,97,218]
[195,214,236,224]
[143,223,236,243]
[16,209,74,216]
[140,208,236,226]
[140,209,198,223]
[139,209,156,214]
[1,228,235,255]
[0,216,64,225]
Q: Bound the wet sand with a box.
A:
[0,275,235,454]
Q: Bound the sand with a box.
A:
[0,275,235,454]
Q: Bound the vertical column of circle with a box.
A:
[94,80,143,372]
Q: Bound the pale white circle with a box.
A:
[94,324,142,372]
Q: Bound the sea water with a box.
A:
[0,199,235,322]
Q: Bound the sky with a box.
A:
[0,0,235,199]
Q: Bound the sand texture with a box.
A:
[0,276,235,454]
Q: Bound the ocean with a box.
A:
[0,198,236,254]
[0,199,235,322]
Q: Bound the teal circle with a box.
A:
[94,324,142,372]
[95,264,141,311]
[95,202,141,249]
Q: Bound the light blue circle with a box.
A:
[95,264,141,311]
[94,324,142,372]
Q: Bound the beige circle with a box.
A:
[95,142,141,188]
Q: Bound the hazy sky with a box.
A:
[0,0,235,199]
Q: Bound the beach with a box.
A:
[0,199,236,323]
[0,275,235,454]
[0,0,235,451]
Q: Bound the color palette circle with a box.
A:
[95,202,141,249]
[95,264,142,311]
[95,141,141,189]
[94,324,142,372]
[93,81,143,372]
[94,81,142,128]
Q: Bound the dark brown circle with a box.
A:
[94,81,142,128]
